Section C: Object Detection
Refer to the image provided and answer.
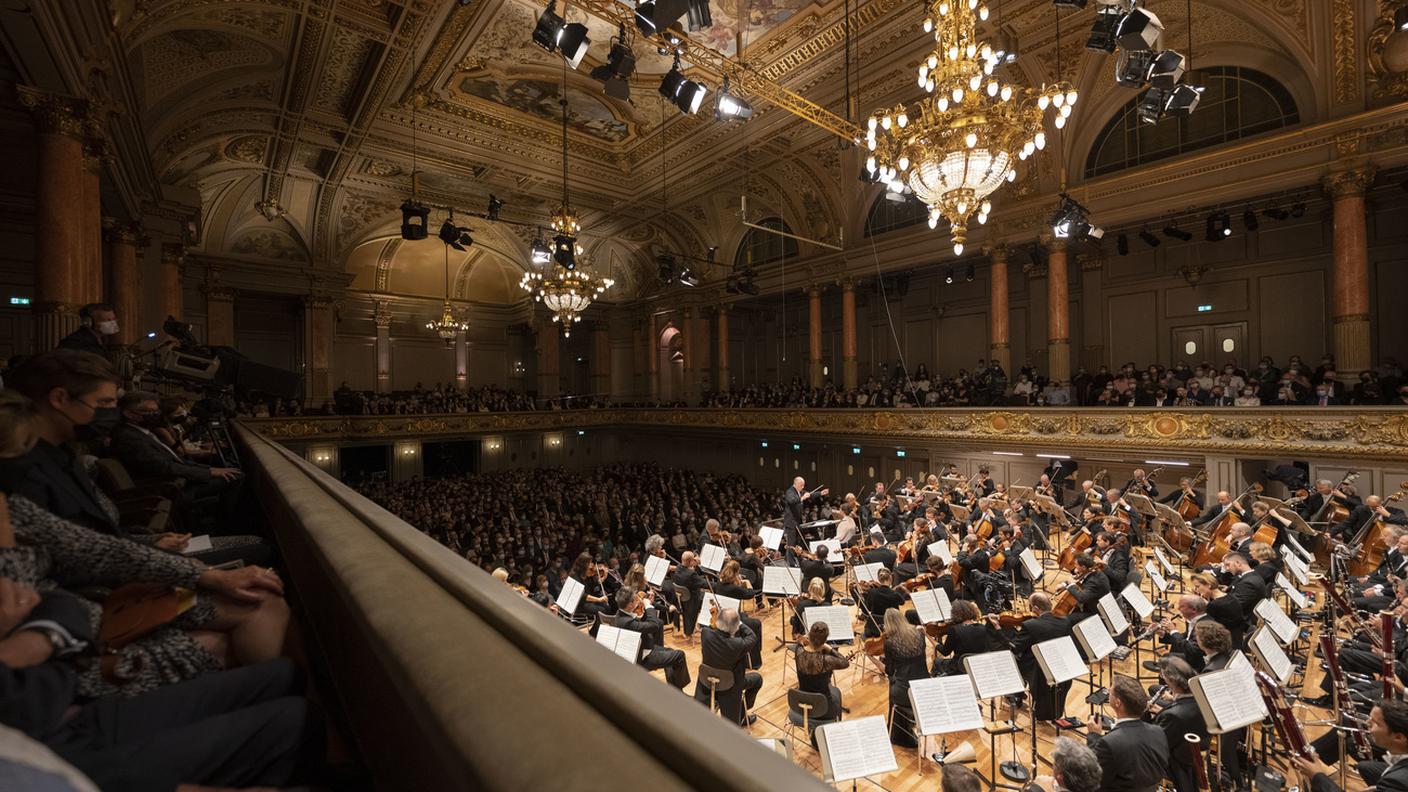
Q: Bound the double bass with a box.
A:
[1348,483,1408,576]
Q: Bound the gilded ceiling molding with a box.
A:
[1331,0,1361,104]
[1367,3,1408,102]
[243,407,1408,462]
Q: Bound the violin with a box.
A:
[899,572,938,592]
[995,610,1037,629]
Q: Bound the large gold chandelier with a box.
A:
[866,0,1076,255]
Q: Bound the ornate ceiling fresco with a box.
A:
[103,0,1374,305]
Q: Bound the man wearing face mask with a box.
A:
[57,303,120,357]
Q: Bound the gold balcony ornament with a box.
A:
[865,0,1074,256]
[425,301,469,344]
[519,265,614,338]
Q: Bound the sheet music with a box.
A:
[1250,626,1294,685]
[1033,636,1089,684]
[1153,547,1177,577]
[595,624,643,662]
[1283,533,1313,564]
[1073,615,1117,661]
[1097,591,1130,636]
[910,588,952,624]
[555,576,584,614]
[1191,664,1268,734]
[761,565,803,596]
[962,650,1026,699]
[180,535,213,555]
[698,592,741,626]
[1120,583,1156,619]
[699,543,728,573]
[805,605,855,643]
[644,554,670,587]
[758,526,784,551]
[908,676,985,736]
[1145,561,1169,592]
[1276,573,1309,610]
[928,540,953,565]
[1228,650,1251,674]
[809,539,843,564]
[1254,598,1298,644]
[1019,547,1042,581]
[852,562,884,584]
[1280,547,1309,585]
[756,737,791,760]
[815,717,898,783]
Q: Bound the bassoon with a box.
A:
[1319,633,1374,759]
[1384,610,1397,701]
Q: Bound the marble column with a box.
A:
[303,295,335,405]
[985,245,1011,376]
[374,300,392,393]
[647,313,660,401]
[102,219,143,347]
[1044,235,1071,381]
[716,305,730,392]
[590,321,610,396]
[159,243,184,323]
[455,328,469,390]
[80,140,104,305]
[841,278,857,390]
[203,284,235,347]
[807,284,823,387]
[681,307,697,398]
[18,88,87,351]
[1323,165,1377,373]
[536,318,560,397]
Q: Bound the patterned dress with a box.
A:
[0,496,223,698]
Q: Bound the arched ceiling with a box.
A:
[112,0,1355,304]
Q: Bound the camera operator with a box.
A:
[57,304,120,357]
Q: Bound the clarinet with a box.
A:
[1319,633,1374,759]
[1186,733,1213,792]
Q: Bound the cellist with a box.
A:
[894,517,932,584]
[968,497,1006,538]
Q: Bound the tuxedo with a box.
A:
[1067,570,1112,615]
[1010,613,1075,720]
[1190,502,1232,529]
[1332,503,1408,542]
[1229,571,1269,622]
[616,611,690,689]
[672,566,707,634]
[693,623,762,724]
[1155,696,1209,792]
[1309,757,1408,792]
[1087,719,1170,792]
[782,487,806,546]
[1101,546,1131,592]
[1206,596,1247,649]
[1159,614,1207,671]
[864,546,898,571]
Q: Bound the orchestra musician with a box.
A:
[1303,589,1408,707]
[1353,529,1408,611]
[568,553,612,630]
[1103,488,1142,544]
[737,535,768,590]
[956,534,992,602]
[1222,552,1269,624]
[1247,542,1281,585]
[833,502,860,546]
[1154,594,1210,671]
[873,493,902,540]
[882,607,928,748]
[1063,554,1112,616]
[1192,621,1246,783]
[1035,473,1055,498]
[859,567,905,638]
[1191,491,1236,529]
[1247,501,1295,547]
[795,621,851,721]
[1331,494,1408,544]
[974,466,996,497]
[1149,658,1207,792]
[1124,468,1159,500]
[926,503,953,539]
[693,606,762,726]
[969,498,1007,535]
[716,562,765,667]
[700,517,742,557]
[1082,675,1170,792]
[1158,477,1204,509]
[868,481,888,505]
[1095,531,1131,592]
[1011,592,1076,722]
[894,517,933,583]
[1296,700,1408,792]
[1298,478,1360,523]
[790,578,830,638]
[862,528,898,571]
[1069,479,1101,511]
[1189,572,1246,650]
[614,586,691,690]
[799,544,837,604]
[932,599,1005,676]
[671,551,707,640]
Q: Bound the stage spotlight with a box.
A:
[1242,206,1259,232]
[1116,232,1129,256]
[965,263,975,282]
[1114,49,1156,87]
[634,0,688,36]
[1264,204,1289,221]
[591,35,637,100]
[557,22,591,69]
[1206,211,1231,241]
[1051,192,1099,240]
[706,245,718,262]
[1162,220,1192,241]
[553,234,576,269]
[659,59,707,114]
[532,2,566,53]
[1164,83,1203,116]
[1137,86,1169,124]
[944,267,955,285]
[1116,8,1163,51]
[400,199,429,241]
[685,0,711,30]
[715,75,754,121]
[678,267,699,287]
[1148,50,1185,90]
[531,234,552,266]
[992,30,1019,63]
[1086,8,1125,53]
[1139,228,1161,248]
[439,217,474,251]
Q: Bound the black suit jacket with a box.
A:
[1229,572,1268,620]
[861,586,905,636]
[108,423,214,483]
[0,441,119,535]
[799,558,836,602]
[1070,570,1112,614]
[1334,504,1408,540]
[1206,596,1246,648]
[1311,758,1408,792]
[1089,719,1170,792]
[1011,613,1073,678]
[1191,502,1229,528]
[698,622,758,687]
[1159,616,1207,671]
[616,610,665,653]
[1102,547,1131,591]
[938,622,1004,672]
[57,328,106,356]
[782,487,805,538]
[1155,696,1209,792]
[864,546,897,571]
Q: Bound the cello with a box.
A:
[1174,470,1208,522]
[1348,483,1408,576]
[1190,483,1261,568]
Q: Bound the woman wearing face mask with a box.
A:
[1233,386,1261,407]
[57,303,121,357]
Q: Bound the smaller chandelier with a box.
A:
[520,265,613,337]
[425,301,469,345]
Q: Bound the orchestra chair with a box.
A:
[90,458,177,534]
[779,642,797,689]
[785,688,837,751]
[697,663,750,728]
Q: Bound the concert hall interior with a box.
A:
[0,0,1407,791]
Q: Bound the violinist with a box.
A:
[795,621,851,722]
[716,560,764,669]
[671,551,707,640]
[614,586,691,690]
[859,567,905,638]
[624,561,673,620]
[894,517,932,583]
[867,481,888,505]
[862,529,898,571]
[975,466,996,497]
[933,599,1005,676]
[1062,553,1111,616]
[798,546,836,604]
[1247,542,1280,585]
[956,534,991,601]
[700,517,741,557]
[1034,473,1055,499]
[1011,592,1076,722]
[926,504,953,540]
[790,577,830,638]
[923,474,943,494]
[568,552,612,629]
[737,535,769,589]
[883,607,928,748]
[1095,531,1131,592]
[873,493,902,540]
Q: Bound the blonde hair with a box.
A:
[1248,541,1275,563]
[808,577,827,601]
[0,390,39,459]
[883,608,923,656]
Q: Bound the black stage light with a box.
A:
[1206,210,1231,241]
[685,0,711,30]
[531,235,552,266]
[715,76,754,121]
[439,217,474,251]
[400,199,429,241]
[487,195,503,221]
[1137,86,1169,124]
[1148,50,1185,90]
[557,22,591,69]
[992,30,1019,63]
[1397,6,1408,31]
[1116,8,1163,52]
[553,234,576,269]
[1164,83,1203,116]
[1086,9,1124,53]
[1115,49,1156,87]
[673,76,707,114]
[944,267,955,285]
[678,267,699,287]
[706,245,718,261]
[1242,206,1259,232]
[634,0,659,35]
[1264,204,1289,221]
[533,1,566,52]
[1116,232,1129,256]
[635,0,688,36]
[1162,220,1192,241]
[658,63,684,100]
[1139,228,1161,247]
[965,263,975,282]
[591,39,637,100]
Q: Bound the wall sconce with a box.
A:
[484,436,504,452]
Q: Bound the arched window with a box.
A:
[734,217,799,269]
[864,194,929,237]
[1084,66,1299,179]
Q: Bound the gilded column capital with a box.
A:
[1322,165,1377,199]
[102,218,145,245]
[805,283,824,298]
[373,300,394,329]
[1022,260,1047,279]
[202,283,236,301]
[983,244,1013,263]
[17,87,88,138]
[838,276,856,291]
[160,242,185,265]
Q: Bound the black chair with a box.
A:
[786,687,838,750]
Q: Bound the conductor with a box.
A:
[783,476,829,553]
